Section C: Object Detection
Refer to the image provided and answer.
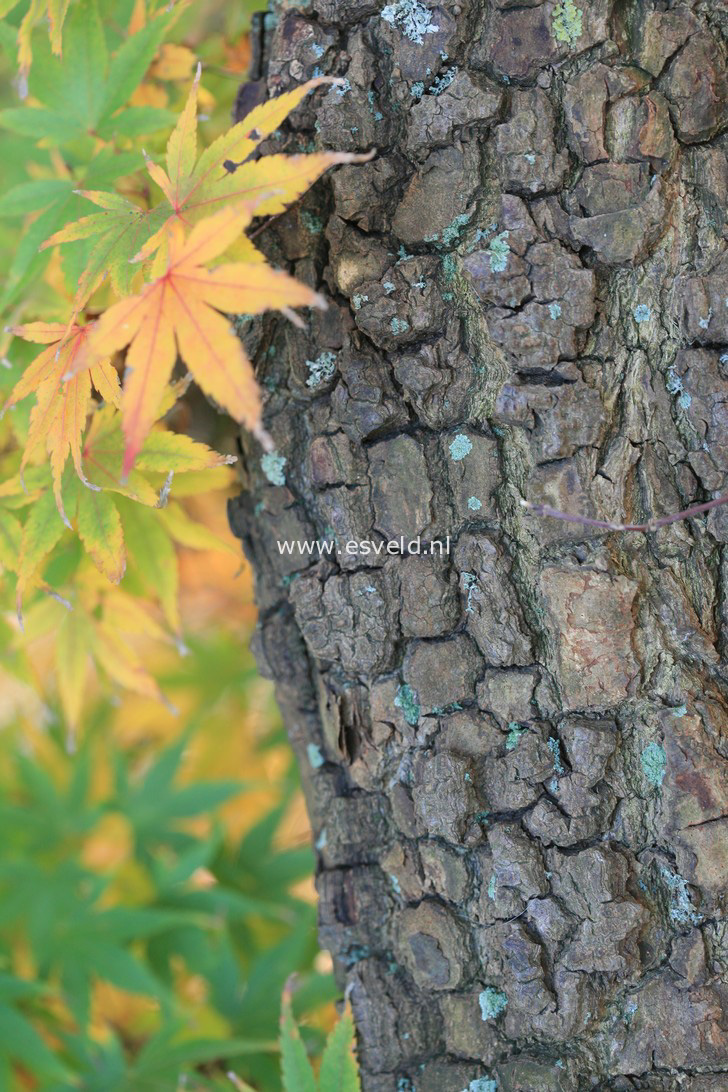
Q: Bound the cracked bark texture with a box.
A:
[228,2,728,1089]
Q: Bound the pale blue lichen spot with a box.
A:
[410,81,425,99]
[467,496,482,511]
[315,828,327,850]
[431,66,457,95]
[383,281,396,294]
[261,451,286,486]
[552,0,583,46]
[311,42,325,58]
[671,704,687,717]
[307,742,325,769]
[391,317,410,335]
[659,863,702,926]
[487,874,497,900]
[633,304,651,323]
[641,741,667,788]
[548,302,562,320]
[381,0,439,44]
[479,987,508,1022]
[666,368,683,395]
[488,231,510,273]
[352,293,369,310]
[677,391,692,410]
[450,433,472,461]
[466,1080,498,1092]
[305,350,337,388]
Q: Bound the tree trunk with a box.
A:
[229,2,728,1088]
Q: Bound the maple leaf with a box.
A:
[40,194,169,324]
[140,68,375,239]
[4,323,121,524]
[42,74,374,304]
[88,203,325,476]
[80,401,236,507]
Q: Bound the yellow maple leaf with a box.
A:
[4,323,121,524]
[88,203,325,476]
[139,69,374,245]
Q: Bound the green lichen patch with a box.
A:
[301,209,323,235]
[548,736,565,775]
[552,0,583,46]
[441,254,457,283]
[479,987,508,1022]
[395,684,420,726]
[641,741,667,788]
[505,722,527,750]
[261,452,287,486]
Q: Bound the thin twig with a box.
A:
[521,492,728,533]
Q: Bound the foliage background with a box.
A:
[0,2,341,1088]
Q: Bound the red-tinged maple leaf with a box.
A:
[88,203,326,477]
[4,323,121,524]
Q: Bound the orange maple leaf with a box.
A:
[4,323,121,524]
[88,203,325,477]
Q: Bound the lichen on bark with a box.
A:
[229,1,728,1088]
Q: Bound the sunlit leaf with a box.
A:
[5,323,120,520]
[319,1008,360,1092]
[89,205,325,475]
[141,73,374,232]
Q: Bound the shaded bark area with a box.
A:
[228,2,728,1088]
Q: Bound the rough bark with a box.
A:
[228,2,728,1088]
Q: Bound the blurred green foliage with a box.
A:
[0,2,354,1088]
[0,631,337,1090]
